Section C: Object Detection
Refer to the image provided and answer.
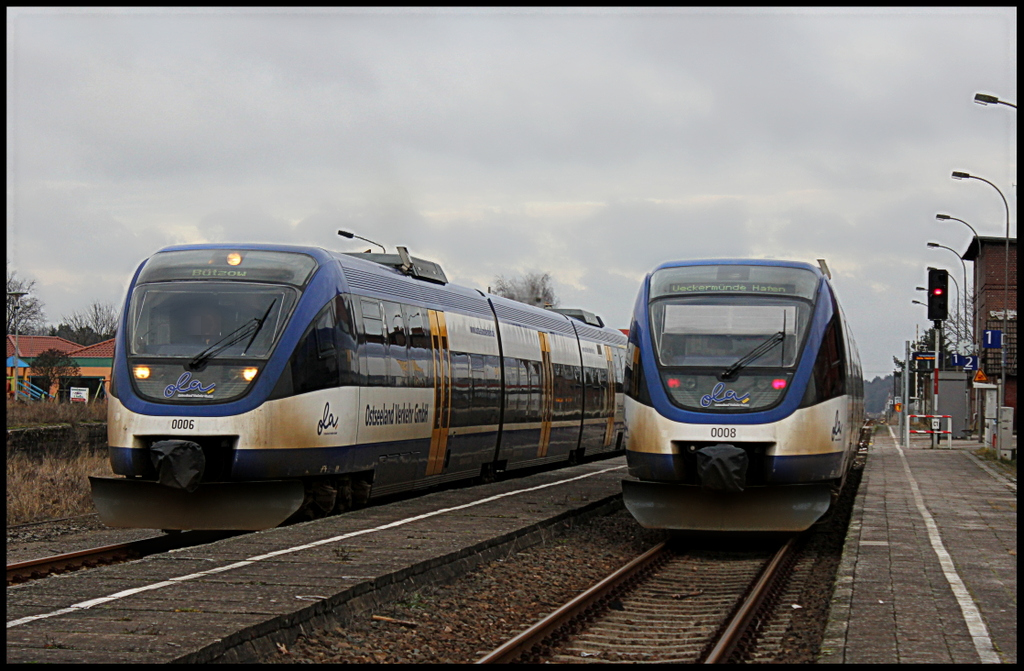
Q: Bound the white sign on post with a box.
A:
[70,387,89,403]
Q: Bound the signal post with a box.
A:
[927,269,949,448]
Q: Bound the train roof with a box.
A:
[149,242,625,342]
[650,258,825,278]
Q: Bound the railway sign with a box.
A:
[983,330,1002,348]
[973,369,988,383]
[962,355,978,371]
[949,353,964,367]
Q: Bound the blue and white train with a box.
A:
[91,244,626,530]
[621,259,864,532]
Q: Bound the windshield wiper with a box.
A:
[242,299,277,354]
[721,331,785,380]
[188,299,279,370]
[188,320,260,370]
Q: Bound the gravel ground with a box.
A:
[269,457,867,665]
[267,509,668,664]
[6,514,158,565]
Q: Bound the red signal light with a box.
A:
[932,288,943,296]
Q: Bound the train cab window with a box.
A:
[801,315,846,407]
[290,300,340,395]
[334,295,358,386]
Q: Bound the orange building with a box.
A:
[6,335,114,400]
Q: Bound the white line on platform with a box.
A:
[7,464,625,629]
[886,426,1000,664]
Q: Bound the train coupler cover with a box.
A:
[621,478,831,532]
[89,477,305,531]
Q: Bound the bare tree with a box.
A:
[6,264,47,335]
[60,301,119,341]
[492,272,560,307]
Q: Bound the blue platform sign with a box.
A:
[949,353,964,367]
[983,330,1002,348]
[962,355,978,371]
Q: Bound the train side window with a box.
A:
[525,359,541,417]
[451,352,472,424]
[504,358,520,421]
[383,301,407,348]
[358,298,387,386]
[403,304,431,387]
[360,299,385,344]
[383,301,409,387]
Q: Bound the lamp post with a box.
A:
[973,92,1017,109]
[951,171,1011,416]
[337,230,386,254]
[927,243,971,353]
[7,291,27,400]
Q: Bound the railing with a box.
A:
[908,414,953,448]
[12,379,53,401]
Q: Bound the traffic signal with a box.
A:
[927,268,948,321]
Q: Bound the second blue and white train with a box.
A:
[621,259,864,532]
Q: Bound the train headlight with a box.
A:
[241,367,259,382]
[226,252,243,266]
[133,366,151,380]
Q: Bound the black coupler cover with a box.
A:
[150,440,206,492]
[696,444,748,492]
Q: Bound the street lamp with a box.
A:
[337,230,386,254]
[927,242,972,353]
[951,170,1011,411]
[7,291,27,400]
[973,92,1017,109]
[935,213,980,240]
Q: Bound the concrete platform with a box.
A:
[6,457,627,663]
[819,428,1016,664]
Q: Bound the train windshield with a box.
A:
[648,265,819,412]
[128,282,297,359]
[125,249,316,403]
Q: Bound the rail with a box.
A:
[477,537,800,664]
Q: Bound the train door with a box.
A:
[604,344,616,448]
[426,310,452,476]
[537,332,554,457]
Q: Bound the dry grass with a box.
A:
[6,398,108,429]
[6,450,115,525]
[6,398,111,524]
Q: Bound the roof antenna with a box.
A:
[816,259,831,279]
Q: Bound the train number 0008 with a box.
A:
[710,427,737,438]
[171,419,195,430]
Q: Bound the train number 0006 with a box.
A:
[710,427,737,438]
[171,419,195,430]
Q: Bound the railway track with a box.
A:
[7,530,237,586]
[478,536,799,664]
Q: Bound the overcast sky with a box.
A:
[6,7,1017,378]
